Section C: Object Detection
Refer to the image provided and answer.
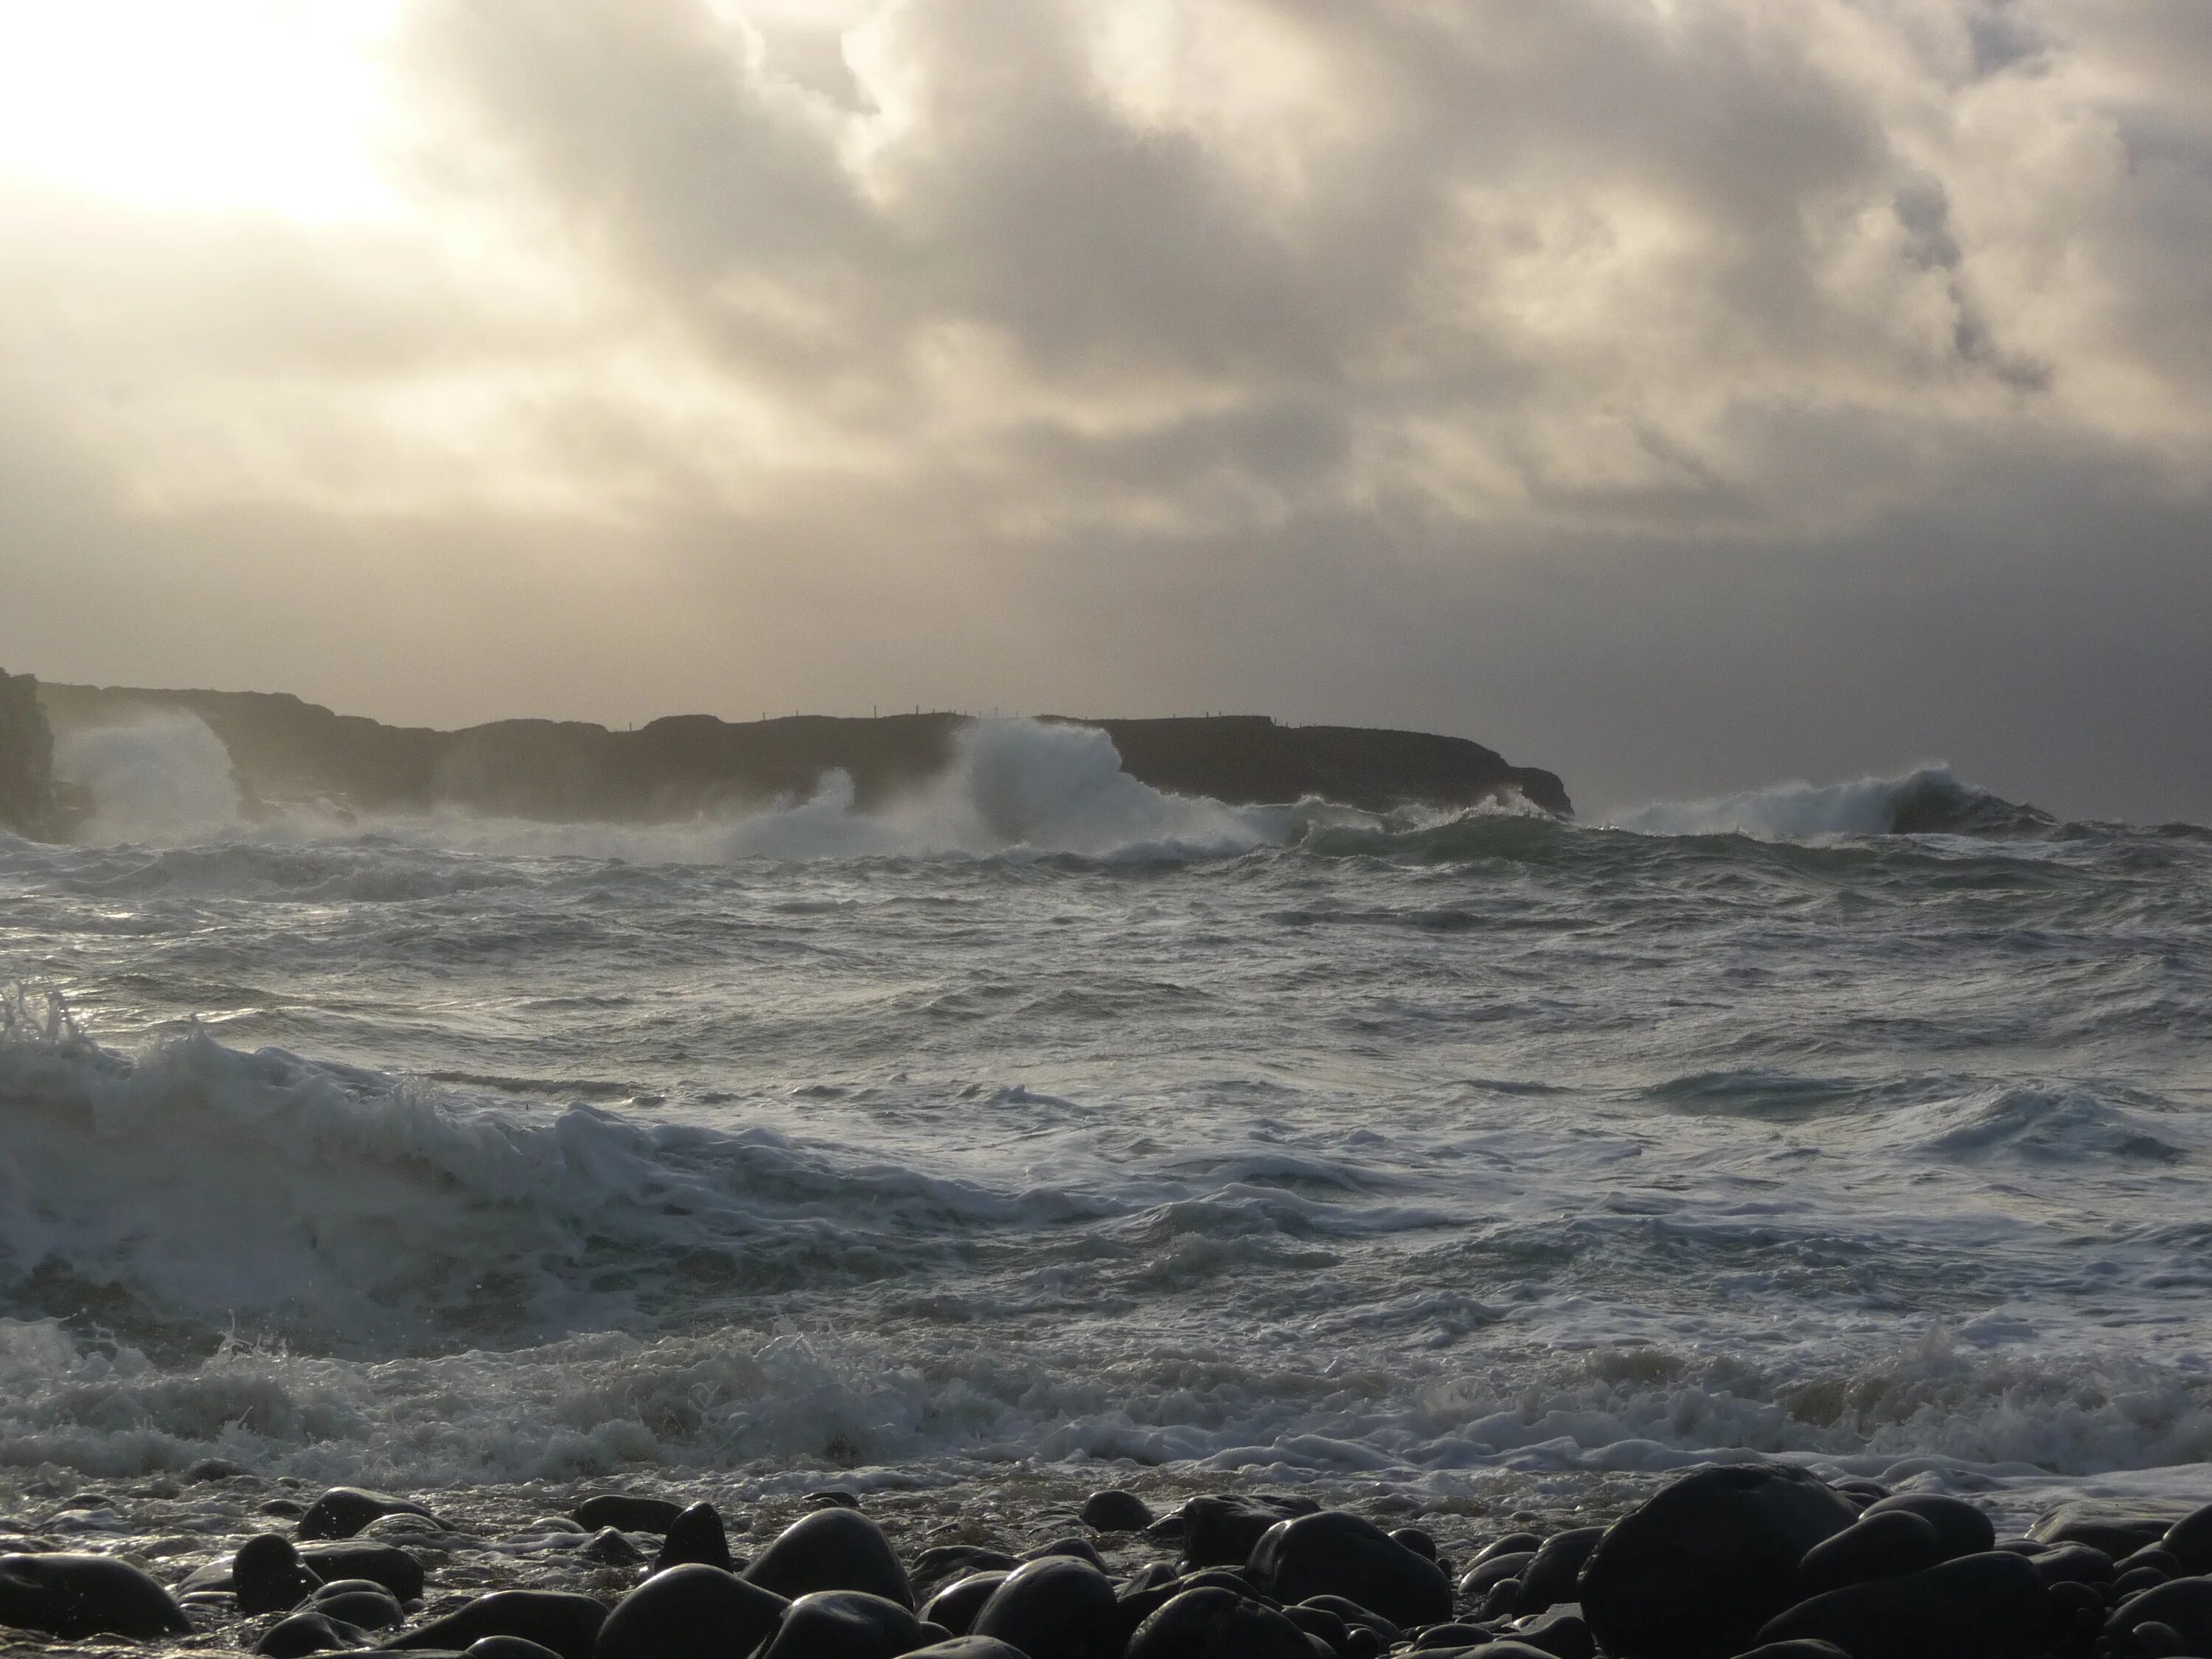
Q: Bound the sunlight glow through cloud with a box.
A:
[0,0,403,220]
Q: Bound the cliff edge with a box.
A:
[0,668,61,839]
[35,684,1572,824]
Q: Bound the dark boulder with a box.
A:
[1471,1533,1543,1565]
[2102,1577,2212,1657]
[384,1589,609,1659]
[1126,1585,1319,1659]
[256,1609,366,1656]
[1797,1510,1944,1596]
[573,1495,685,1535]
[902,1642,1029,1659]
[1858,1494,1995,1563]
[747,1509,914,1609]
[2025,1543,2113,1588]
[1388,1528,1437,1562]
[2029,1500,2188,1560]
[1519,1527,1603,1615]
[1578,1464,1860,1659]
[1733,1645,1852,1658]
[970,1556,1120,1659]
[1458,1551,1533,1599]
[1082,1490,1153,1532]
[307,1579,407,1629]
[920,1573,1009,1636]
[1510,1604,1595,1659]
[758,1590,946,1659]
[2164,1502,2212,1573]
[235,1531,326,1613]
[1178,1496,1287,1568]
[466,1642,568,1659]
[594,1563,787,1659]
[298,1486,442,1541]
[653,1502,734,1573]
[0,1551,192,1640]
[1249,1510,1453,1629]
[1754,1550,2049,1659]
[912,1546,1020,1593]
[300,1541,425,1603]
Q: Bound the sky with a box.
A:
[1,0,2207,822]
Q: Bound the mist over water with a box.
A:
[4,717,2211,1513]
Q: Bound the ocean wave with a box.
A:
[1615,765,2057,839]
[0,999,1122,1353]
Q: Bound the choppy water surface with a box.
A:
[3,718,2210,1520]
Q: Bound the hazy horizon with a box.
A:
[4,0,2208,824]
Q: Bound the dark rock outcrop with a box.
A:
[0,668,60,838]
[37,683,1572,824]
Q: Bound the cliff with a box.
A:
[0,668,61,839]
[35,684,1573,823]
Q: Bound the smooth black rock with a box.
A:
[1295,1593,1401,1646]
[1279,1602,1349,1654]
[2104,1579,2212,1657]
[237,1531,327,1613]
[747,1508,914,1609]
[2164,1502,2212,1573]
[1797,1510,1944,1596]
[806,1491,862,1510]
[1511,1604,1594,1659]
[1859,1494,1996,1563]
[1832,1480,1891,1506]
[1471,1533,1543,1567]
[2030,1500,2187,1560]
[1082,1490,1153,1532]
[2132,1619,2190,1658]
[1733,1644,1852,1658]
[299,1486,442,1541]
[466,1641,568,1659]
[581,1528,643,1566]
[2119,1545,2185,1578]
[310,1581,408,1629]
[1022,1537,1108,1569]
[595,1563,787,1659]
[1249,1510,1453,1629]
[257,1609,368,1656]
[1518,1527,1603,1615]
[384,1590,609,1659]
[1481,1578,1523,1621]
[919,1573,1007,1636]
[1388,1528,1437,1562]
[0,1551,193,1639]
[300,1542,425,1603]
[2116,1565,2174,1597]
[1178,1496,1286,1568]
[902,1642,1029,1659]
[1578,1464,1861,1659]
[188,1456,252,1481]
[1126,1586,1317,1659]
[758,1589,946,1659]
[1458,1552,1534,1598]
[912,1547,1020,1593]
[1446,1644,1551,1659]
[1754,1550,2049,1659]
[572,1496,684,1535]
[2025,1543,2114,1587]
[1408,1622,1489,1649]
[653,1502,734,1574]
[968,1556,1120,1659]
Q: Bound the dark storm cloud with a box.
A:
[1,0,2207,818]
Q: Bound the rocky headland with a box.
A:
[22,679,1572,828]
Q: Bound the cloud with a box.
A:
[0,0,2207,818]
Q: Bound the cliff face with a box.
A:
[0,668,60,839]
[35,684,1572,824]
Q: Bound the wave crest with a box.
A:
[1616,765,2055,840]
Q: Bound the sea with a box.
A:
[4,713,2211,1534]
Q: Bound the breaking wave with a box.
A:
[1615,765,2056,840]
